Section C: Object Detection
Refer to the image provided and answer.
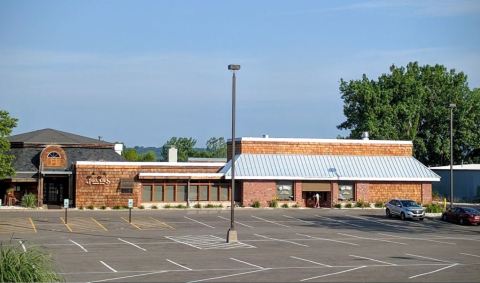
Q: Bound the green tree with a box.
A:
[337,62,480,166]
[206,137,227,158]
[140,151,156,161]
[0,110,18,179]
[122,148,139,161]
[161,137,197,161]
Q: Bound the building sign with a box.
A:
[128,199,134,208]
[85,174,111,185]
[64,199,69,208]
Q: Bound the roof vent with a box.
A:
[362,131,369,140]
[262,134,269,138]
[168,146,178,163]
[114,143,123,155]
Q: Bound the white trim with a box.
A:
[430,164,480,171]
[139,172,224,178]
[76,161,225,167]
[231,137,412,145]
[224,176,440,182]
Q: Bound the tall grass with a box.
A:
[0,242,62,282]
[21,194,37,208]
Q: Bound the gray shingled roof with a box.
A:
[8,128,113,145]
[222,154,440,181]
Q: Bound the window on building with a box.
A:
[276,181,293,200]
[209,186,219,201]
[47,152,61,158]
[199,185,208,201]
[165,185,175,202]
[120,179,134,194]
[142,185,152,202]
[220,185,229,201]
[338,183,354,201]
[177,185,188,201]
[154,185,163,201]
[189,185,198,201]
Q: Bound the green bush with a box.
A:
[374,201,384,208]
[251,201,261,208]
[100,205,107,210]
[292,203,300,208]
[0,242,63,282]
[281,203,289,208]
[425,203,443,213]
[217,204,223,208]
[78,206,84,210]
[194,203,202,208]
[87,205,94,210]
[21,194,37,208]
[334,203,342,208]
[151,205,158,209]
[139,205,145,209]
[204,204,215,208]
[164,204,171,209]
[112,205,120,210]
[269,199,279,208]
[122,205,129,209]
[345,203,353,208]
[175,204,187,209]
[356,200,369,208]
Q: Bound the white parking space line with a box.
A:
[300,266,366,281]
[100,261,117,273]
[346,215,406,229]
[408,263,458,279]
[251,216,290,228]
[184,216,215,228]
[19,240,26,252]
[290,256,332,267]
[338,233,407,245]
[349,254,396,266]
[315,215,363,228]
[405,253,453,263]
[187,269,269,283]
[91,271,169,283]
[460,252,480,258]
[433,236,480,242]
[217,216,254,228]
[166,259,192,271]
[117,238,147,251]
[69,239,88,252]
[283,215,315,224]
[378,233,456,245]
[254,233,309,247]
[230,257,265,269]
[296,233,359,246]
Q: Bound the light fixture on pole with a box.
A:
[227,64,240,243]
[449,103,456,209]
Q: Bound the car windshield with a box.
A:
[463,208,480,215]
[400,200,419,207]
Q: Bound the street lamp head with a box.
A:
[228,64,241,71]
[449,103,456,108]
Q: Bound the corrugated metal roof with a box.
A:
[221,154,440,181]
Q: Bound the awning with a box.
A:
[302,182,331,192]
[41,171,72,175]
[138,172,224,180]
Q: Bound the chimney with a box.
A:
[362,131,369,140]
[262,134,269,138]
[114,143,124,155]
[168,146,178,162]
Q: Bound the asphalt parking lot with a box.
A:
[1,208,479,282]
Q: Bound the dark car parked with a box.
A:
[441,207,480,225]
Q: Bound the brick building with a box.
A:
[2,129,439,208]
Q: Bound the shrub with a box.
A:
[269,199,279,208]
[374,201,384,208]
[164,204,171,209]
[139,205,145,209]
[21,193,37,208]
[216,204,223,208]
[151,205,158,209]
[122,205,129,209]
[334,203,342,208]
[425,203,443,213]
[194,203,202,208]
[281,203,289,208]
[112,205,121,210]
[251,201,261,208]
[78,206,84,210]
[345,203,353,208]
[100,205,107,210]
[87,205,94,210]
[356,200,369,208]
[292,203,300,208]
[175,204,187,209]
[0,242,62,282]
[205,204,215,208]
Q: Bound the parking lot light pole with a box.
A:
[449,103,456,209]
[227,64,240,243]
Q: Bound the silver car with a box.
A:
[385,199,425,220]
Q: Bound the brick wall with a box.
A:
[227,140,412,159]
[294,181,304,207]
[241,181,276,207]
[421,183,432,204]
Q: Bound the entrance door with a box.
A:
[43,177,68,204]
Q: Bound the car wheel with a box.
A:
[400,212,406,221]
[459,218,465,225]
[441,214,447,221]
[386,208,392,218]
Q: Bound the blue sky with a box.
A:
[1,0,479,147]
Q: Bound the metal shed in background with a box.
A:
[431,164,480,202]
